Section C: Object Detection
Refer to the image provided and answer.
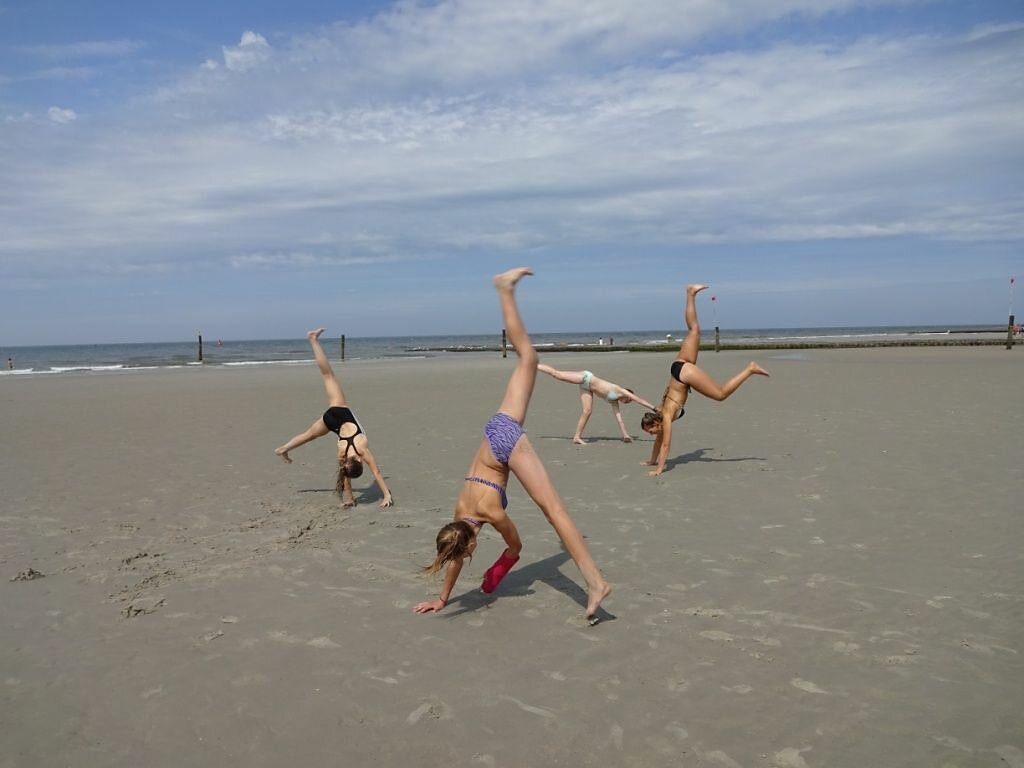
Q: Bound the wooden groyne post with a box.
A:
[197,332,203,362]
[340,334,346,361]
[502,329,507,358]
[714,326,720,352]
[1008,277,1016,350]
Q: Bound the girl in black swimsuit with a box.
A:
[640,285,769,477]
[275,329,394,508]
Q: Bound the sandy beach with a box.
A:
[2,346,1022,767]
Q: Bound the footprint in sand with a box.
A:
[700,630,734,643]
[609,723,624,750]
[307,636,341,649]
[664,724,689,741]
[406,700,453,724]
[721,684,752,694]
[790,678,828,694]
[833,641,861,655]
[773,746,811,768]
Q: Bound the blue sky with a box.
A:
[1,0,1021,345]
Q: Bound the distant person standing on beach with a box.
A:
[640,285,769,477]
[6,357,12,370]
[537,364,656,444]
[275,329,394,508]
[415,268,611,622]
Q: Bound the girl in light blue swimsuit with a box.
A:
[415,268,611,623]
[537,364,656,444]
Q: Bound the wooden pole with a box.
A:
[714,326,720,352]
[1008,278,1016,350]
[197,333,203,362]
[340,334,346,361]
[501,329,507,358]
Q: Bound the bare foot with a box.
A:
[307,327,325,340]
[274,447,292,464]
[586,581,612,621]
[573,436,587,445]
[494,267,533,291]
[749,362,770,377]
[621,435,633,443]
[687,284,709,296]
[342,497,356,508]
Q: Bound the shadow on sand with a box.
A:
[661,447,765,474]
[443,549,616,625]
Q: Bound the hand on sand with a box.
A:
[379,494,394,509]
[414,599,445,614]
[342,496,357,508]
[274,448,292,464]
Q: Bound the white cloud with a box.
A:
[20,40,144,59]
[1,4,1021,280]
[229,251,380,269]
[46,107,78,123]
[222,31,271,72]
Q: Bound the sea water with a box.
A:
[0,325,1004,377]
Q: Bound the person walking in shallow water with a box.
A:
[415,268,611,622]
[275,329,394,508]
[537,364,655,444]
[641,285,769,477]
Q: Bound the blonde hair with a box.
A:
[422,521,476,575]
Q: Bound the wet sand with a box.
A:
[2,347,1022,767]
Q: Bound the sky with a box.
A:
[1,0,1022,345]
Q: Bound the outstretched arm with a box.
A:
[490,514,522,558]
[415,558,464,613]
[360,448,394,507]
[626,392,657,410]
[644,431,662,466]
[482,515,522,593]
[648,418,673,477]
[611,402,632,442]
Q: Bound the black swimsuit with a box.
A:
[670,360,688,383]
[322,406,364,456]
[665,361,690,421]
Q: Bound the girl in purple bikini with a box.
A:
[415,268,611,622]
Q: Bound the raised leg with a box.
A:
[537,364,585,385]
[507,436,611,618]
[675,284,708,365]
[308,328,347,407]
[494,268,537,425]
[573,391,593,444]
[275,418,330,463]
[680,361,770,401]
